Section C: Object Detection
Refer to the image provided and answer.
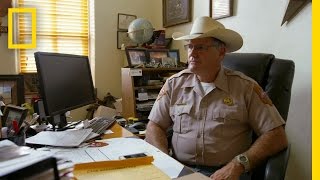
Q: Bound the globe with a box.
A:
[128,18,154,44]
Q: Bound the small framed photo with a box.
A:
[161,57,176,68]
[168,49,180,67]
[210,0,233,20]
[147,49,169,67]
[117,31,138,49]
[2,105,28,130]
[125,48,147,67]
[118,13,137,30]
[0,75,25,106]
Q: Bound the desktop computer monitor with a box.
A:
[34,52,95,130]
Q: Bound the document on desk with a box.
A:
[99,138,184,178]
[73,156,170,180]
[25,129,92,147]
[49,138,184,178]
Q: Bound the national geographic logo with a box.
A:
[8,8,36,49]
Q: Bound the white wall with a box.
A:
[167,0,311,179]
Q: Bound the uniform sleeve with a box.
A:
[148,79,173,130]
[247,83,285,136]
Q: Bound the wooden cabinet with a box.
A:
[121,67,184,120]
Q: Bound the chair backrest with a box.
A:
[223,53,295,180]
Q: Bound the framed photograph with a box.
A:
[161,57,176,68]
[117,13,137,30]
[2,105,28,129]
[210,0,233,20]
[168,49,180,67]
[163,0,192,27]
[125,48,148,67]
[117,31,138,49]
[147,49,169,67]
[0,75,25,106]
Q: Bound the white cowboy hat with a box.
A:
[172,16,243,52]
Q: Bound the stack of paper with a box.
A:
[0,140,53,177]
[25,129,93,147]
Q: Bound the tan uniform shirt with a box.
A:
[148,67,285,166]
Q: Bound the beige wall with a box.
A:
[167,0,311,179]
[0,17,16,74]
[94,0,162,100]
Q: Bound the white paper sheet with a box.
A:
[25,129,92,147]
[47,137,184,178]
[99,138,184,178]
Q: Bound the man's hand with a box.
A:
[210,160,244,180]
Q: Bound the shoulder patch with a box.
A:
[224,68,255,83]
[167,69,192,80]
[156,87,167,101]
[253,84,273,106]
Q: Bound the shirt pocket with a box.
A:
[212,106,246,138]
[170,104,193,134]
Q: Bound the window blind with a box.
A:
[17,0,89,73]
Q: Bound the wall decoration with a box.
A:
[163,0,192,27]
[281,0,311,25]
[210,0,233,20]
[0,75,25,106]
[0,0,11,36]
[117,31,138,49]
[118,13,137,31]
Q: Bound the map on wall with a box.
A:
[282,0,311,25]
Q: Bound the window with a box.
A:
[16,0,90,73]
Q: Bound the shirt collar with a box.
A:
[214,66,229,93]
[180,67,229,93]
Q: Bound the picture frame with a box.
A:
[2,104,28,129]
[163,0,192,27]
[117,13,137,30]
[168,49,180,67]
[125,48,148,67]
[210,0,233,20]
[0,75,25,106]
[147,49,169,67]
[117,31,138,49]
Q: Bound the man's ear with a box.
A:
[218,47,226,61]
[219,46,226,55]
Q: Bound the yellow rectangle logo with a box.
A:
[8,8,36,49]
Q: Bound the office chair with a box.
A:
[223,53,295,180]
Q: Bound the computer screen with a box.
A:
[35,52,95,129]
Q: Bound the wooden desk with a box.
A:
[102,123,134,139]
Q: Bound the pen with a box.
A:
[12,120,19,135]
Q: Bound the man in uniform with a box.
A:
[145,16,288,180]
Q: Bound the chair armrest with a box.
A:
[264,145,290,180]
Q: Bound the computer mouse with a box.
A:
[129,122,146,131]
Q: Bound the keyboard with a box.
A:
[86,117,116,134]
